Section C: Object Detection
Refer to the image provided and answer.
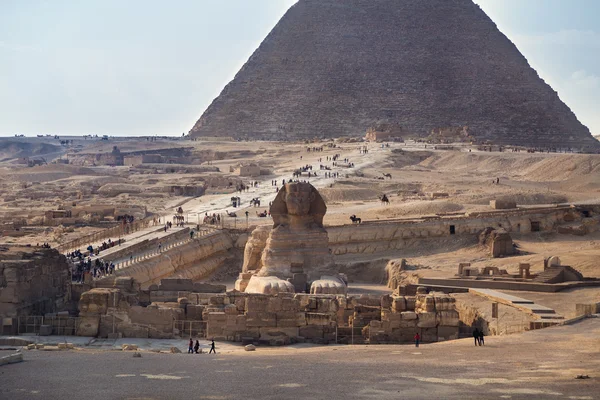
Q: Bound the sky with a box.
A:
[0,0,598,137]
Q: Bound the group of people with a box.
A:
[203,213,221,225]
[188,338,216,354]
[472,328,485,346]
[70,256,116,283]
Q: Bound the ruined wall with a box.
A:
[77,285,459,344]
[110,231,234,288]
[0,246,71,317]
[242,207,573,269]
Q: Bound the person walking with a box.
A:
[414,332,420,348]
[188,338,194,354]
[209,339,216,354]
[478,330,485,346]
[194,340,200,354]
[473,328,480,346]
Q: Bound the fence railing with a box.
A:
[17,316,81,336]
[112,228,219,271]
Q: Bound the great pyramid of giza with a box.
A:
[190,0,598,148]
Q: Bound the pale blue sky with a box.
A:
[1,0,598,137]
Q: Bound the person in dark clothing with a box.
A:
[478,330,485,346]
[473,328,480,346]
[188,338,194,354]
[209,339,216,354]
[194,340,200,354]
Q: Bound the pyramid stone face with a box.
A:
[190,0,598,148]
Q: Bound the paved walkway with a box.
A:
[470,288,563,320]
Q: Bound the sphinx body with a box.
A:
[239,182,338,294]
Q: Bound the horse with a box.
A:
[350,215,361,224]
[379,194,390,205]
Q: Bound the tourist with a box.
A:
[414,332,420,347]
[209,339,216,354]
[473,328,480,346]
[478,330,485,346]
[194,340,200,354]
[188,338,194,354]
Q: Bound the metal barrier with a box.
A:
[17,316,80,336]
[174,320,207,339]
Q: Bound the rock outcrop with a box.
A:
[190,0,598,149]
[0,246,71,317]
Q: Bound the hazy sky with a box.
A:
[1,0,598,137]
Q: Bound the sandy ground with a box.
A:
[1,318,599,399]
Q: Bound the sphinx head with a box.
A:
[284,182,315,216]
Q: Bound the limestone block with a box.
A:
[437,326,459,341]
[299,325,324,339]
[417,312,438,328]
[380,295,392,310]
[245,295,270,312]
[39,325,53,336]
[170,347,182,353]
[392,296,407,312]
[224,304,238,315]
[0,353,23,366]
[399,319,418,329]
[400,311,417,320]
[245,312,277,328]
[122,344,139,351]
[245,344,256,351]
[258,327,298,342]
[405,297,416,311]
[186,305,205,321]
[234,277,249,292]
[305,313,332,326]
[27,344,35,350]
[421,327,438,343]
[437,311,459,327]
[76,316,100,337]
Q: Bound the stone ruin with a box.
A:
[479,227,515,258]
[76,277,459,345]
[236,182,345,295]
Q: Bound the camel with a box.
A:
[226,210,237,218]
[383,173,392,179]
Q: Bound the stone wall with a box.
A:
[0,246,71,317]
[76,284,459,344]
[189,0,598,149]
[109,231,234,288]
[243,207,574,270]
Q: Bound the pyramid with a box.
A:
[190,0,598,148]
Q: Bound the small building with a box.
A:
[365,124,407,142]
[239,163,261,177]
[44,210,72,219]
[123,156,144,166]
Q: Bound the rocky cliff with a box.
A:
[190,0,597,149]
